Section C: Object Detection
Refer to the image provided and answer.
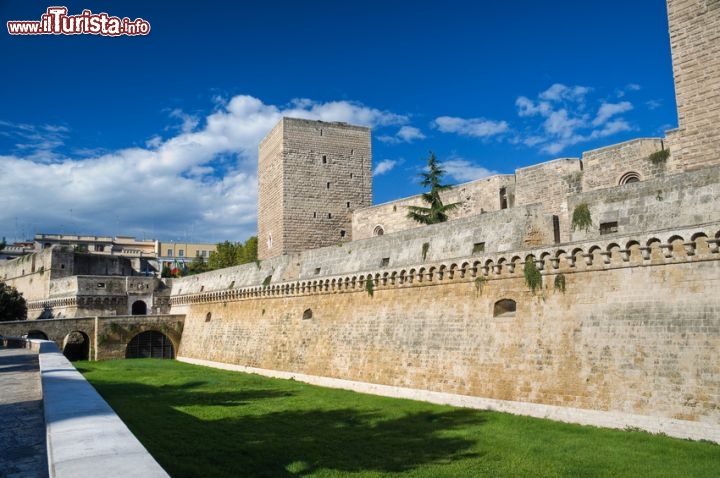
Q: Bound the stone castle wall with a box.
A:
[568,164,720,242]
[668,0,720,171]
[354,138,671,243]
[352,175,516,240]
[175,225,720,442]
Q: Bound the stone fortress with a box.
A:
[1,0,719,442]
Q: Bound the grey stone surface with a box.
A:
[38,341,170,478]
[0,347,48,478]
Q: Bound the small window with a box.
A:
[499,187,508,209]
[303,308,313,320]
[202,250,207,257]
[196,250,200,256]
[600,221,618,235]
[340,230,346,238]
[350,173,353,178]
[314,267,321,275]
[381,257,390,267]
[327,182,331,189]
[205,312,212,322]
[322,155,327,164]
[167,249,173,256]
[313,212,317,218]
[494,299,516,317]
[97,282,106,289]
[373,225,384,236]
[552,215,561,244]
[328,213,332,219]
[346,202,350,208]
[472,242,485,254]
[94,244,105,252]
[267,233,273,249]
[178,249,184,257]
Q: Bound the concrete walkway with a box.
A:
[0,347,49,478]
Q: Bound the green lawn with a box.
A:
[77,359,719,478]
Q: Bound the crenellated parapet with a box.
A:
[171,224,720,306]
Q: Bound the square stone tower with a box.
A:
[257,117,372,259]
[667,0,720,171]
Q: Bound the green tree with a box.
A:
[206,236,258,271]
[0,281,27,322]
[406,151,461,225]
[187,255,210,275]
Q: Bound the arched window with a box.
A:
[493,299,517,317]
[373,225,384,236]
[619,171,640,185]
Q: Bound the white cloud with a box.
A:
[377,125,425,144]
[434,116,509,138]
[440,159,497,182]
[397,126,425,142]
[169,108,200,134]
[515,83,635,155]
[0,96,408,243]
[592,101,633,127]
[373,159,398,176]
[646,99,662,110]
[538,83,590,102]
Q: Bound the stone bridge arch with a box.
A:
[0,314,185,360]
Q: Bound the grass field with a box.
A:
[78,359,720,478]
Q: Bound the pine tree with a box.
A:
[406,151,461,224]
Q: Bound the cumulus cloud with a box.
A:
[440,159,497,183]
[378,125,425,144]
[373,159,398,176]
[434,116,509,138]
[592,101,633,126]
[514,83,635,155]
[0,96,409,243]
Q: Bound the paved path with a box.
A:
[0,347,48,478]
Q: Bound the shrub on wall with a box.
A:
[365,277,374,297]
[554,273,566,293]
[523,258,542,294]
[648,148,670,165]
[571,203,592,232]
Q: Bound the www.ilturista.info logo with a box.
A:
[7,7,150,36]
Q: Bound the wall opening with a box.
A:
[472,242,485,254]
[552,215,561,244]
[26,330,48,340]
[63,331,90,361]
[205,312,212,322]
[499,187,508,209]
[373,225,385,236]
[322,155,327,164]
[125,330,174,359]
[131,300,148,315]
[380,257,390,267]
[493,299,517,318]
[303,308,313,320]
[600,221,619,235]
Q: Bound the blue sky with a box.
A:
[0,1,677,244]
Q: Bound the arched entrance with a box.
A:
[26,330,48,340]
[63,331,90,361]
[131,300,148,315]
[125,330,174,359]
